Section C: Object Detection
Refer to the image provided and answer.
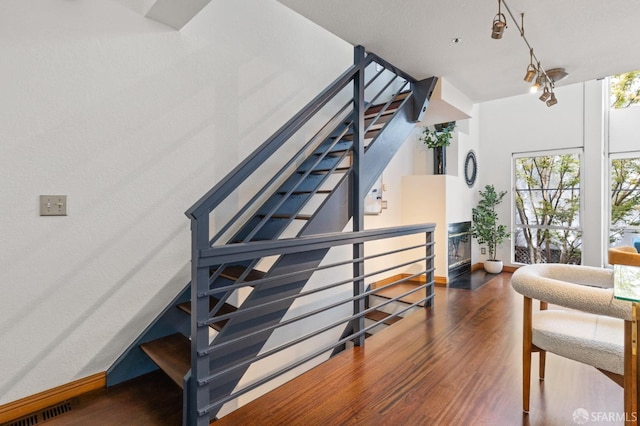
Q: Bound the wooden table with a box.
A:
[614,264,640,425]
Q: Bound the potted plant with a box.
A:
[419,121,456,174]
[470,184,509,274]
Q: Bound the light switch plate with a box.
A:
[40,195,67,216]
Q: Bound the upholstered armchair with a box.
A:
[511,263,636,422]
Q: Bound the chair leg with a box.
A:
[539,350,546,380]
[624,318,638,425]
[537,300,546,381]
[523,296,533,413]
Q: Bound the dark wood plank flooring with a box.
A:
[36,273,623,425]
[42,370,182,426]
[216,273,622,425]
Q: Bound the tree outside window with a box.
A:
[514,153,582,264]
[512,71,640,264]
[609,71,640,246]
[610,157,640,245]
[610,71,640,109]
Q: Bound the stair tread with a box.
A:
[313,149,352,157]
[313,143,352,155]
[373,281,427,307]
[267,213,312,220]
[364,98,404,118]
[365,309,403,325]
[278,190,332,195]
[218,265,265,282]
[298,167,351,174]
[177,296,237,331]
[340,130,379,141]
[140,334,190,388]
[365,122,385,131]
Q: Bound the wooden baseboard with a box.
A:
[371,273,447,287]
[434,276,447,286]
[471,262,484,272]
[371,265,519,290]
[472,262,519,273]
[370,274,406,289]
[0,372,106,423]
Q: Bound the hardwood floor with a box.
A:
[30,273,623,425]
[216,273,622,425]
[40,371,182,426]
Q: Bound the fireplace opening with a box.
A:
[448,221,471,279]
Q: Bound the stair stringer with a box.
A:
[204,80,436,416]
[106,283,191,386]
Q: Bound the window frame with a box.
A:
[608,151,640,248]
[511,147,584,265]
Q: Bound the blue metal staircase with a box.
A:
[107,46,437,425]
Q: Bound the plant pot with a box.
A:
[433,146,446,175]
[484,259,503,274]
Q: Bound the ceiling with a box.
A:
[277,0,640,103]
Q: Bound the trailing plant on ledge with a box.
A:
[419,121,456,149]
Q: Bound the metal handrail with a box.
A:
[198,268,433,368]
[200,242,428,298]
[207,100,353,246]
[201,253,434,328]
[185,45,431,425]
[185,51,419,221]
[195,226,435,415]
[197,223,432,265]
[186,56,369,221]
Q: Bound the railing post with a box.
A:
[182,371,192,426]
[425,230,434,307]
[191,216,212,426]
[352,45,366,346]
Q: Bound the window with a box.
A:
[513,151,582,264]
[609,155,640,246]
[608,72,640,248]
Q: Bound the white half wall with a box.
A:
[401,111,479,281]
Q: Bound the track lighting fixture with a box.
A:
[490,0,566,107]
[545,68,568,83]
[539,85,551,102]
[491,0,507,39]
[532,67,545,91]
[523,49,536,82]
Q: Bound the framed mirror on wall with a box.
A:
[465,150,478,187]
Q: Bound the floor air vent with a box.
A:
[2,401,73,426]
[2,415,38,426]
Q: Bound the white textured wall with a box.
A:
[478,82,607,267]
[0,0,352,404]
[361,139,427,284]
[401,175,447,275]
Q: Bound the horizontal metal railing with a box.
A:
[184,45,436,425]
[196,224,435,416]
